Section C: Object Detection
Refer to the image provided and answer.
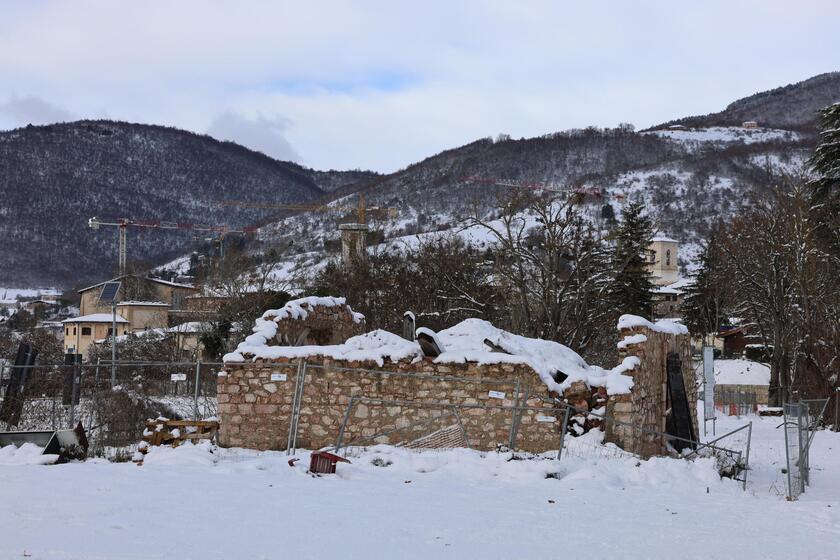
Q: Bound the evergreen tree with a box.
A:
[609,200,654,317]
[682,227,729,342]
[807,102,840,197]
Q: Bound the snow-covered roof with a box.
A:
[62,313,129,324]
[225,316,636,396]
[96,328,166,344]
[651,235,679,243]
[148,277,195,289]
[167,321,207,333]
[116,301,171,307]
[714,359,770,386]
[653,277,693,295]
[78,276,196,293]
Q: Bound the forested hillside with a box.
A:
[0,121,375,287]
[658,71,840,130]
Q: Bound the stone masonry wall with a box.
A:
[606,325,698,457]
[218,357,567,454]
[271,304,365,346]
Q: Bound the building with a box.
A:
[78,275,197,316]
[651,277,691,319]
[741,121,759,129]
[647,235,679,286]
[65,275,197,359]
[62,313,130,356]
[217,297,696,457]
[115,301,170,332]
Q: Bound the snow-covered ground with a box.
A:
[1,405,837,559]
[645,126,799,147]
[715,359,770,386]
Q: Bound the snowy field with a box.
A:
[1,407,838,559]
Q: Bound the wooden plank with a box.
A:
[667,352,696,451]
[178,432,216,440]
[162,420,220,428]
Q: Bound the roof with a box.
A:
[78,275,196,294]
[62,313,129,324]
[148,278,196,289]
[167,321,208,333]
[653,277,693,295]
[650,235,679,243]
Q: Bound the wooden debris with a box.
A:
[134,419,219,463]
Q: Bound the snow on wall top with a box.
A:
[263,296,365,324]
[62,313,129,324]
[617,314,688,335]
[224,316,636,396]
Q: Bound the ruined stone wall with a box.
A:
[272,305,365,346]
[606,325,697,457]
[218,358,565,453]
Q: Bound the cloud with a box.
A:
[0,1,838,170]
[0,95,75,128]
[207,112,300,163]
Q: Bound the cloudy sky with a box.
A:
[1,1,838,172]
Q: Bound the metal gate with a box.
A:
[783,399,829,500]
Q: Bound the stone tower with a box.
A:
[647,235,679,286]
[339,223,368,265]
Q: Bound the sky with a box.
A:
[0,1,838,173]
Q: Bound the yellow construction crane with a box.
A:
[217,193,397,224]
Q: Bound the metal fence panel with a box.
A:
[0,361,222,459]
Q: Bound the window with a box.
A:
[73,327,76,335]
[666,249,671,266]
[81,327,92,336]
[65,328,69,336]
[107,328,113,336]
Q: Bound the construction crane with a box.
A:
[88,217,258,276]
[217,193,398,225]
[461,176,625,200]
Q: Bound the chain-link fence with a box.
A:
[327,393,752,489]
[332,397,563,455]
[716,389,758,417]
[0,361,221,458]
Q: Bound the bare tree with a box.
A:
[463,191,613,361]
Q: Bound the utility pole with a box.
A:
[111,299,117,387]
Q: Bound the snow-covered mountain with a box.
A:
[228,74,836,285]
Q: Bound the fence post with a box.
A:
[193,360,202,420]
[742,422,752,491]
[69,362,82,428]
[334,396,357,455]
[835,391,839,432]
[556,405,572,460]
